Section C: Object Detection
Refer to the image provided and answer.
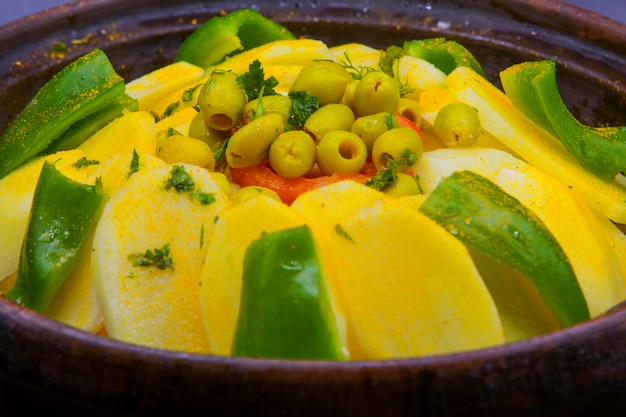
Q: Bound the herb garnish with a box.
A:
[288,91,320,127]
[365,149,418,191]
[237,59,279,101]
[163,165,216,205]
[72,157,100,169]
[129,243,174,270]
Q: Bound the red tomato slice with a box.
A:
[231,161,376,205]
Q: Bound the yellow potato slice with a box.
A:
[46,153,167,332]
[126,61,206,112]
[78,110,157,161]
[291,180,390,228]
[446,66,626,223]
[200,194,309,355]
[395,55,447,100]
[415,147,626,321]
[328,200,503,359]
[0,149,85,281]
[92,164,229,353]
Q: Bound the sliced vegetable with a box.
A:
[418,170,590,327]
[43,94,138,154]
[232,224,347,360]
[403,37,486,77]
[230,161,374,205]
[446,65,626,223]
[6,161,106,313]
[0,48,125,180]
[500,60,626,180]
[175,8,296,69]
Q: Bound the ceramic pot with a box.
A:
[1,1,626,416]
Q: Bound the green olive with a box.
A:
[383,173,421,198]
[231,186,281,205]
[188,112,231,151]
[340,79,359,109]
[198,70,247,131]
[269,130,316,178]
[303,103,355,142]
[316,130,367,175]
[226,113,285,168]
[243,95,292,124]
[350,112,396,154]
[289,61,353,106]
[433,102,481,147]
[371,127,423,172]
[398,98,423,130]
[353,71,400,117]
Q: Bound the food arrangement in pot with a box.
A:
[1,1,626,416]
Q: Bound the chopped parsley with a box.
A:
[129,243,174,270]
[126,149,140,178]
[288,91,320,127]
[72,157,100,169]
[335,224,354,243]
[164,165,196,193]
[378,45,405,77]
[163,165,216,205]
[237,59,279,101]
[366,149,418,191]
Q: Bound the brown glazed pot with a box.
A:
[1,1,626,416]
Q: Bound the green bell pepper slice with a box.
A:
[175,8,296,69]
[403,37,487,78]
[6,161,107,313]
[232,224,346,360]
[419,170,589,327]
[500,60,626,181]
[43,93,138,154]
[0,48,125,180]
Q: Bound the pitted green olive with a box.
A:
[433,102,481,147]
[243,95,292,124]
[383,173,421,198]
[316,130,367,175]
[353,71,400,117]
[350,112,396,154]
[398,98,423,129]
[371,127,423,172]
[269,130,316,178]
[289,61,353,106]
[188,112,231,151]
[198,70,247,131]
[226,113,285,168]
[303,103,355,142]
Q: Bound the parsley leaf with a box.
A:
[127,149,141,178]
[365,148,418,191]
[129,243,174,270]
[237,59,279,101]
[163,165,195,193]
[72,157,100,169]
[378,45,405,77]
[288,91,320,127]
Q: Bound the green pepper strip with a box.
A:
[43,93,138,154]
[403,37,487,78]
[232,224,346,360]
[500,60,626,181]
[6,161,107,313]
[418,170,589,327]
[0,48,125,180]
[175,8,296,69]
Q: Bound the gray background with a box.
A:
[0,0,625,26]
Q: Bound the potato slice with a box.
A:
[78,110,157,161]
[46,153,167,332]
[92,164,229,353]
[328,199,503,359]
[200,194,308,355]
